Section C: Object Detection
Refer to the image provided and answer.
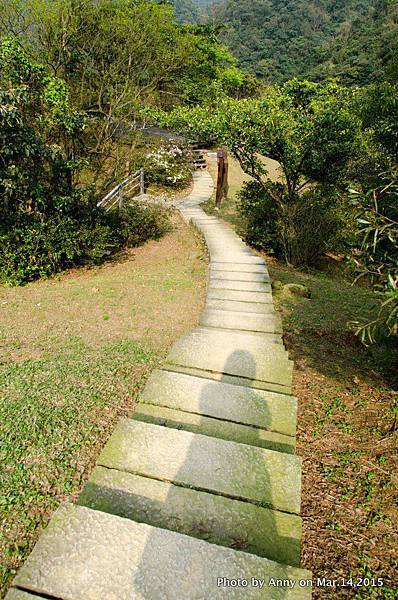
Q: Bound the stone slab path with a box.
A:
[6,170,312,599]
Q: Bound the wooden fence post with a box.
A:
[216,147,229,207]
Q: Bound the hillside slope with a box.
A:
[212,0,376,82]
[172,0,397,85]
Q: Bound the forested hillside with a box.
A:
[180,0,397,84]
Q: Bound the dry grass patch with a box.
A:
[269,259,398,598]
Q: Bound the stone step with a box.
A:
[79,466,302,566]
[200,309,282,334]
[206,242,255,254]
[208,289,274,304]
[211,262,268,273]
[210,271,271,283]
[209,254,266,265]
[11,503,312,600]
[132,404,295,453]
[210,280,272,293]
[98,419,302,514]
[164,364,292,395]
[190,326,284,343]
[202,234,251,243]
[206,244,254,254]
[5,592,47,600]
[140,370,297,436]
[206,298,277,314]
[166,328,292,389]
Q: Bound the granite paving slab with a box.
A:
[166,329,292,388]
[98,419,302,514]
[140,370,297,436]
[210,280,272,293]
[211,262,268,273]
[200,309,282,333]
[210,271,271,283]
[208,289,274,303]
[132,404,295,453]
[206,298,277,314]
[12,503,312,600]
[78,466,302,565]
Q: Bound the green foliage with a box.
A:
[238,181,341,266]
[0,38,171,285]
[0,1,247,109]
[0,38,84,210]
[358,82,398,159]
[0,195,172,285]
[0,196,115,285]
[116,202,172,247]
[237,181,281,252]
[209,0,379,83]
[313,0,398,85]
[351,171,398,343]
[0,1,254,183]
[160,80,361,265]
[209,0,398,85]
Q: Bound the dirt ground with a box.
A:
[270,259,398,599]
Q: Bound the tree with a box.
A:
[0,0,251,182]
[0,37,85,210]
[158,80,361,264]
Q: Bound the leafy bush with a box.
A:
[116,201,172,247]
[0,194,114,285]
[237,181,281,253]
[0,40,171,286]
[238,181,341,267]
[0,197,172,285]
[351,170,398,343]
[144,141,192,188]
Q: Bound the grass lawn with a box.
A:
[204,158,398,597]
[0,214,206,598]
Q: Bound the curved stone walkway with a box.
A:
[6,171,312,599]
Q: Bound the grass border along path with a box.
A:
[0,214,206,598]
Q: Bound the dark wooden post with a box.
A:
[216,147,229,207]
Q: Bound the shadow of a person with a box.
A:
[127,349,297,598]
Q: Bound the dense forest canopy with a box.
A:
[174,0,398,84]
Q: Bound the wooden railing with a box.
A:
[97,168,144,211]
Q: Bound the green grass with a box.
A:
[0,338,155,585]
[0,216,206,597]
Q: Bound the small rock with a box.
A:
[284,283,311,298]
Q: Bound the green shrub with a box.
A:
[237,181,282,253]
[116,201,172,247]
[0,191,172,286]
[238,181,341,267]
[0,193,114,285]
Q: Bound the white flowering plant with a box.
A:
[144,140,191,188]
